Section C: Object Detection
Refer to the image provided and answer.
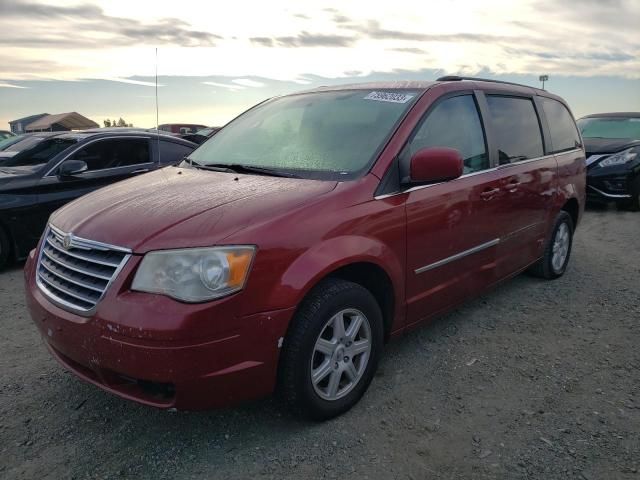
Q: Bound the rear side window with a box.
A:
[407,95,489,174]
[69,138,150,171]
[486,96,544,164]
[159,141,194,164]
[540,97,581,152]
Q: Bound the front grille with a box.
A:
[36,225,131,314]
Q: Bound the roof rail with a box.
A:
[436,75,536,89]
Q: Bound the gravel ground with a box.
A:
[1,206,639,480]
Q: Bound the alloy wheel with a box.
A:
[551,222,570,272]
[310,308,372,401]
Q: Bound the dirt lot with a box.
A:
[1,206,639,480]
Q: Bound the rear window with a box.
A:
[486,96,544,164]
[540,97,581,152]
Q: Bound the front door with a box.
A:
[402,93,506,326]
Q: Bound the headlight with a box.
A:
[132,246,255,302]
[598,148,638,168]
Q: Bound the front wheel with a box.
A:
[278,278,384,420]
[529,211,574,279]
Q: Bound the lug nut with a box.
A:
[344,356,349,362]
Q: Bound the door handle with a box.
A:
[480,187,500,200]
[131,168,149,174]
[506,179,520,192]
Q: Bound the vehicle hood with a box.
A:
[584,137,640,156]
[50,167,338,252]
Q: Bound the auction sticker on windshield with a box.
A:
[364,91,414,103]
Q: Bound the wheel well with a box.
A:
[327,262,395,342]
[562,198,579,230]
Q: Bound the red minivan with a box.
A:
[24,77,586,419]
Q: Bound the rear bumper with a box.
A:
[24,251,294,410]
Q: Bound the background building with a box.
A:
[8,113,49,134]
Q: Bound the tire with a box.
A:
[0,226,10,271]
[528,211,574,279]
[278,278,384,420]
[616,177,640,212]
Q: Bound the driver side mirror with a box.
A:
[408,147,464,184]
[57,159,88,178]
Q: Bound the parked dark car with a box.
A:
[24,77,585,419]
[0,132,62,162]
[158,123,208,134]
[181,127,221,145]
[0,131,196,268]
[0,134,28,152]
[578,112,640,210]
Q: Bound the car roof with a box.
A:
[579,112,640,119]
[52,129,196,144]
[297,81,437,95]
[294,77,552,97]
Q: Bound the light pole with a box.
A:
[539,75,549,90]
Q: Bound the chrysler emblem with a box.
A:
[62,234,73,250]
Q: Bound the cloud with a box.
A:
[0,82,27,88]
[250,32,356,48]
[351,20,525,45]
[392,47,429,55]
[104,78,165,87]
[202,81,245,91]
[0,0,221,48]
[532,0,640,29]
[332,14,352,24]
[232,79,265,88]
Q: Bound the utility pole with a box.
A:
[539,75,549,90]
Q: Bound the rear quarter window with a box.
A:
[486,96,544,164]
[540,97,581,153]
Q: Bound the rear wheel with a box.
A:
[0,227,10,270]
[529,211,574,279]
[278,278,383,420]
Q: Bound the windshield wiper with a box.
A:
[186,161,299,178]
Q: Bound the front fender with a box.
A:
[264,235,405,329]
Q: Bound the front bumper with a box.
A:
[586,164,637,201]
[24,250,294,410]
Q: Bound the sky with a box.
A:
[0,0,638,129]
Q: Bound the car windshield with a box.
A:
[3,138,77,167]
[0,135,26,151]
[0,135,47,153]
[577,117,640,140]
[186,90,419,179]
